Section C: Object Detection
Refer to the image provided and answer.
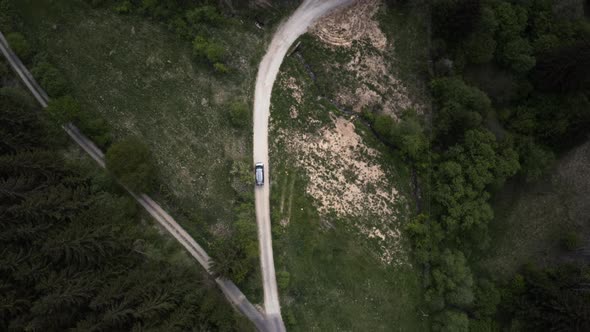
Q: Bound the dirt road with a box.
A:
[252,0,354,330]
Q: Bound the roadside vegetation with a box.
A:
[0,62,251,331]
[105,137,156,193]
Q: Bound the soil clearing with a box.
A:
[277,114,407,265]
[310,0,420,116]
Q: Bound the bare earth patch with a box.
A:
[311,0,420,116]
[338,51,414,115]
[283,76,303,104]
[310,0,386,51]
[277,114,406,265]
[271,0,421,265]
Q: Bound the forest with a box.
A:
[378,0,590,330]
[0,59,251,330]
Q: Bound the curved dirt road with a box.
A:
[253,0,353,330]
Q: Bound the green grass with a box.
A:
[9,1,431,328]
[377,1,431,106]
[480,141,590,280]
[10,0,275,301]
[270,159,427,331]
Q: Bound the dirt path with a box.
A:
[0,31,270,332]
[252,0,354,330]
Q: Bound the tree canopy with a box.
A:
[105,137,156,193]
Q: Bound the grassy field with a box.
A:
[377,1,431,104]
[9,0,280,300]
[265,2,431,330]
[481,140,590,280]
[0,55,254,328]
[9,0,432,328]
[270,155,426,331]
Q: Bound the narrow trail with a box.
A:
[252,0,354,330]
[0,31,269,332]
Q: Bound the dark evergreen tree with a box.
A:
[533,38,590,92]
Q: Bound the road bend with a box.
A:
[252,0,354,330]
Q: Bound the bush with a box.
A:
[371,110,428,160]
[391,110,428,160]
[516,138,555,182]
[6,32,32,61]
[45,95,80,125]
[114,1,131,14]
[464,6,498,64]
[77,112,112,149]
[285,309,297,327]
[228,101,250,129]
[373,114,395,141]
[86,0,110,7]
[0,58,9,77]
[185,6,224,27]
[432,309,469,332]
[193,35,226,66]
[561,232,581,251]
[0,0,17,32]
[213,62,229,74]
[499,37,536,73]
[105,137,156,193]
[431,77,491,141]
[277,271,290,290]
[32,61,69,97]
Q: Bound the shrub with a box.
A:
[0,0,17,32]
[77,112,112,149]
[114,1,132,14]
[32,61,69,97]
[561,232,581,251]
[45,95,80,125]
[193,36,226,66]
[500,38,536,73]
[0,58,9,77]
[105,137,155,193]
[432,309,469,332]
[277,271,290,290]
[213,62,229,74]
[6,32,32,61]
[185,6,223,27]
[373,114,395,142]
[431,77,491,140]
[228,101,250,129]
[516,138,555,182]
